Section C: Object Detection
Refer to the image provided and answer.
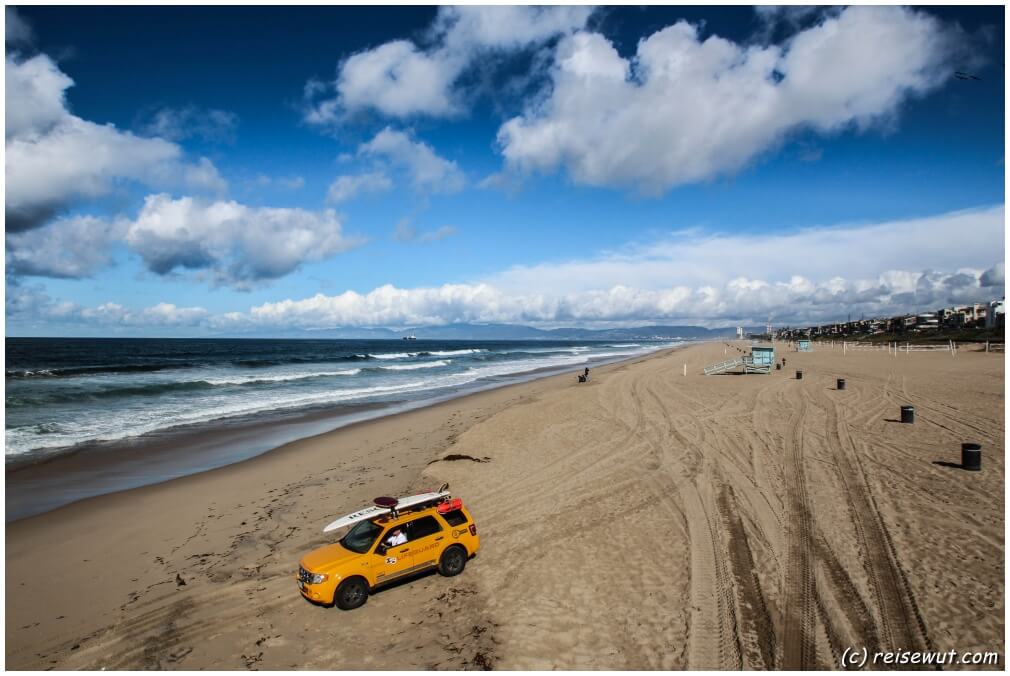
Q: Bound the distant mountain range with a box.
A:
[257,323,761,341]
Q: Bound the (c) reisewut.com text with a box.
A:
[841,647,1001,668]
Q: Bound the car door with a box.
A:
[399,515,445,572]
[371,524,416,586]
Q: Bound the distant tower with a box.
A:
[736,326,744,339]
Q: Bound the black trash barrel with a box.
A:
[900,405,915,424]
[796,370,803,380]
[837,378,846,390]
[962,443,982,471]
[776,363,781,370]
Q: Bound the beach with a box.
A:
[5,340,1004,669]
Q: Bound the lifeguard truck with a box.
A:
[297,485,480,610]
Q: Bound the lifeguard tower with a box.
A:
[704,344,776,375]
[797,339,812,352]
[744,345,775,373]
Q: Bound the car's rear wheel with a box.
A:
[334,577,369,610]
[438,545,467,577]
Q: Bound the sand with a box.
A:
[5,341,1004,669]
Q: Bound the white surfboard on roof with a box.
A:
[323,486,451,533]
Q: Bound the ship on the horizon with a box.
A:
[402,333,417,340]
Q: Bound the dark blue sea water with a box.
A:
[6,337,678,463]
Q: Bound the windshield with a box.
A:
[340,519,383,554]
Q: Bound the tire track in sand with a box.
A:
[812,529,880,659]
[813,384,933,657]
[682,484,743,669]
[633,368,743,669]
[718,485,777,668]
[778,392,818,669]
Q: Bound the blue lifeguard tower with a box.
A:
[704,344,775,375]
[797,339,812,352]
[745,345,775,373]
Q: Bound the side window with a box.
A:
[379,525,408,549]
[406,516,442,542]
[440,509,468,527]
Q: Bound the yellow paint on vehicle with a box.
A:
[297,505,480,604]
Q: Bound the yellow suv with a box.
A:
[297,497,480,610]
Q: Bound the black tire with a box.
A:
[333,577,369,610]
[438,545,467,577]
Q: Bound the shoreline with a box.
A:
[6,344,684,522]
[3,343,682,521]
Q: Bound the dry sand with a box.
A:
[5,341,1004,669]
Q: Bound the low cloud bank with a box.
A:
[10,264,1004,334]
[8,204,1003,332]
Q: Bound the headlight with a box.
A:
[309,573,328,584]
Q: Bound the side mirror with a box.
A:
[375,544,387,556]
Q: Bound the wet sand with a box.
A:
[5,401,392,521]
[6,353,642,521]
[5,341,1004,669]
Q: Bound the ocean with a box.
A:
[6,337,679,517]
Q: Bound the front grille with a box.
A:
[298,566,314,584]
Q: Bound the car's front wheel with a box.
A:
[438,545,467,577]
[333,577,369,610]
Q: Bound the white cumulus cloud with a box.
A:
[124,194,364,287]
[5,47,226,232]
[359,127,465,194]
[327,40,463,119]
[497,6,966,194]
[305,5,594,122]
[5,215,127,278]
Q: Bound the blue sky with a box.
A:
[5,5,1005,336]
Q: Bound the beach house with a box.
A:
[915,313,939,331]
[986,299,1004,329]
[953,303,988,327]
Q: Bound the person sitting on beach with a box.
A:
[385,528,407,547]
